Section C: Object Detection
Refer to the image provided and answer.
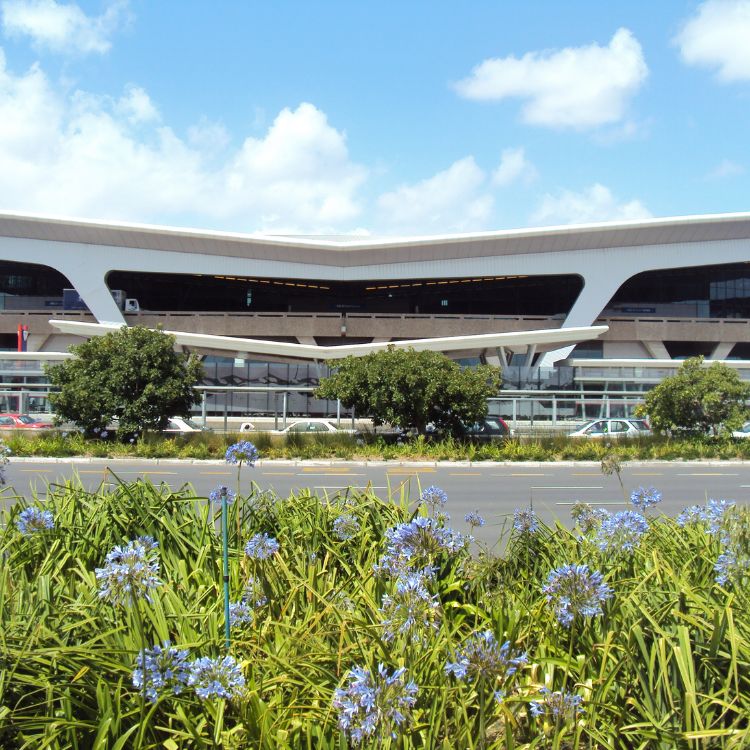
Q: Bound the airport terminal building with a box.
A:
[2,209,750,418]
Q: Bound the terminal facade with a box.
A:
[1,210,750,415]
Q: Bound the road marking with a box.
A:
[260,471,296,476]
[556,501,625,506]
[301,473,366,477]
[76,470,108,474]
[678,472,739,476]
[492,473,548,477]
[20,469,51,472]
[302,467,351,473]
[387,469,436,474]
[531,485,604,490]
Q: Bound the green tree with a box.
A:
[635,356,750,435]
[315,346,501,436]
[46,326,204,439]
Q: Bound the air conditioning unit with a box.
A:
[124,298,140,312]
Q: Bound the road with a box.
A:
[5,459,749,547]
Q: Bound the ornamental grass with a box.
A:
[1,475,750,748]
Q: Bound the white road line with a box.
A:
[677,473,739,476]
[531,485,604,490]
[556,501,626,506]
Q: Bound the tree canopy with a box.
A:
[46,326,203,439]
[315,346,501,435]
[635,356,750,435]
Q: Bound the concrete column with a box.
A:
[643,341,671,359]
[710,342,734,360]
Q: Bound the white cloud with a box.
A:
[1,0,128,54]
[376,156,494,234]
[676,0,750,82]
[706,158,745,179]
[491,147,537,187]
[531,183,651,226]
[454,28,648,129]
[0,53,367,232]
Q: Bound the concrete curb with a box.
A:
[7,456,750,468]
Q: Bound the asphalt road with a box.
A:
[4,458,749,548]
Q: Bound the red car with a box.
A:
[0,413,54,429]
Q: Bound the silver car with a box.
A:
[569,418,652,438]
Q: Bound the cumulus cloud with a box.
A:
[376,156,494,234]
[531,183,651,226]
[454,28,648,129]
[0,53,367,232]
[491,147,537,187]
[1,0,128,54]
[676,0,750,82]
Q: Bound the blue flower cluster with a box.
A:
[513,507,539,535]
[420,485,448,514]
[333,513,360,541]
[714,548,750,586]
[244,532,280,560]
[16,507,54,535]
[209,485,236,504]
[376,516,467,576]
[0,439,10,485]
[542,564,612,627]
[187,655,246,700]
[333,664,418,743]
[132,642,190,703]
[630,486,662,512]
[95,537,162,605]
[229,600,254,627]
[677,499,734,535]
[445,630,527,683]
[464,510,485,529]
[570,502,609,535]
[225,441,259,466]
[529,688,584,719]
[380,571,441,643]
[595,510,649,553]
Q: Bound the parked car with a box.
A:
[569,418,651,438]
[280,419,350,434]
[0,413,54,429]
[456,417,512,441]
[732,421,750,438]
[239,421,256,432]
[162,417,210,433]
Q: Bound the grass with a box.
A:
[7,430,750,462]
[1,473,749,748]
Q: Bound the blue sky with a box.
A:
[0,0,747,235]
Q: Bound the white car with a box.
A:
[569,418,652,439]
[163,416,209,433]
[732,421,750,438]
[280,419,348,434]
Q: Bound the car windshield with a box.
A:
[182,418,201,429]
[630,420,650,431]
[17,415,38,424]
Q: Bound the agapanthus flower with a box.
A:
[420,485,448,514]
[445,630,527,683]
[333,513,360,541]
[225,441,259,466]
[209,485,236,504]
[542,564,612,627]
[380,571,441,643]
[243,576,268,609]
[229,600,253,627]
[375,516,467,577]
[95,537,162,605]
[464,510,485,529]
[16,507,54,535]
[188,655,245,700]
[595,510,649,553]
[513,507,539,535]
[529,688,584,719]
[571,503,609,535]
[333,664,418,743]
[714,548,750,587]
[132,641,190,703]
[0,439,10,486]
[630,486,662,512]
[678,499,735,536]
[244,532,280,560]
